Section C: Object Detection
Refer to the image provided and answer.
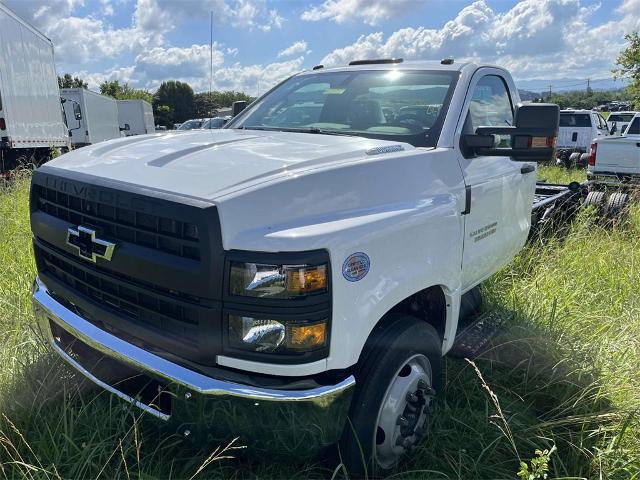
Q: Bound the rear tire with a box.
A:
[569,152,581,168]
[606,192,630,222]
[584,190,606,215]
[579,153,589,168]
[340,316,442,479]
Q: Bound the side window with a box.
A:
[627,117,640,135]
[467,75,513,147]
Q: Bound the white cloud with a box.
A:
[133,0,283,36]
[320,0,640,81]
[278,40,309,57]
[135,44,225,80]
[301,0,418,25]
[72,66,137,91]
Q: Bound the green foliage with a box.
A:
[613,32,640,109]
[152,80,195,127]
[544,88,630,109]
[517,446,557,480]
[57,73,87,89]
[193,91,253,117]
[99,80,153,103]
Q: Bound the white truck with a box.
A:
[117,99,155,136]
[60,88,120,147]
[556,109,610,167]
[0,2,69,173]
[30,59,560,476]
[587,112,640,209]
[606,111,638,135]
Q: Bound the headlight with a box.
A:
[229,261,328,299]
[228,315,327,353]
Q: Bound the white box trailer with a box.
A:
[117,99,155,136]
[0,2,69,173]
[60,88,120,147]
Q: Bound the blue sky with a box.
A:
[5,0,639,94]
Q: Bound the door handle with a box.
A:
[520,164,535,174]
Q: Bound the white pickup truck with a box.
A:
[30,59,559,476]
[556,109,610,167]
[588,112,640,192]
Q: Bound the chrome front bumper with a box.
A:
[33,277,355,454]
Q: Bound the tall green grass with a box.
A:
[1,169,638,479]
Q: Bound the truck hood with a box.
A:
[46,129,414,200]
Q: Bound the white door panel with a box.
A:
[456,70,536,291]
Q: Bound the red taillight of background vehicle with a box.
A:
[0,117,5,130]
[588,143,597,166]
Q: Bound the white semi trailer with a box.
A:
[116,99,155,136]
[0,2,69,173]
[60,88,120,147]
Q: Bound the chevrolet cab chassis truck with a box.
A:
[31,59,562,476]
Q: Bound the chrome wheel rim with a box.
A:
[374,354,434,469]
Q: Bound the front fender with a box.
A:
[215,149,465,373]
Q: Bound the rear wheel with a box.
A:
[340,316,442,478]
[584,190,606,215]
[569,152,581,168]
[606,192,630,222]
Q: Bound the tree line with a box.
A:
[58,75,253,128]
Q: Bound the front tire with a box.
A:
[340,316,443,478]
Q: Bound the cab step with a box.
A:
[448,311,505,359]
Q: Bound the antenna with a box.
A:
[209,11,213,112]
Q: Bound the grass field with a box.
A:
[1,167,639,479]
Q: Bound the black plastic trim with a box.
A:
[223,249,332,308]
[222,307,331,364]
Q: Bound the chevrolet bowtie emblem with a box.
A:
[66,226,116,263]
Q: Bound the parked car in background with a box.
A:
[176,118,208,130]
[117,100,155,136]
[588,112,640,189]
[201,116,231,129]
[606,111,638,135]
[60,88,120,147]
[173,123,182,129]
[556,109,610,167]
[0,2,69,173]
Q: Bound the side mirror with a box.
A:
[462,103,560,162]
[609,121,617,135]
[120,123,130,132]
[73,104,82,121]
[232,101,247,116]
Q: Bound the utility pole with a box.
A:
[209,11,213,114]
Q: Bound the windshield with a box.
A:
[559,113,591,127]
[202,118,226,129]
[177,120,204,130]
[228,70,459,147]
[608,113,635,123]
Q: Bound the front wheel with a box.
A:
[340,316,443,478]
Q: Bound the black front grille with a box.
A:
[31,168,226,365]
[33,184,201,260]
[38,244,201,345]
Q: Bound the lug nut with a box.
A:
[407,392,418,403]
[417,380,427,390]
[183,430,191,437]
[184,392,192,400]
[397,416,409,427]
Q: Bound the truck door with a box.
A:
[456,71,536,291]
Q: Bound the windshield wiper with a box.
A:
[238,126,356,137]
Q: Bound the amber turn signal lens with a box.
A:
[286,265,327,294]
[288,321,327,351]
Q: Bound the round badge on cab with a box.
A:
[342,252,370,282]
